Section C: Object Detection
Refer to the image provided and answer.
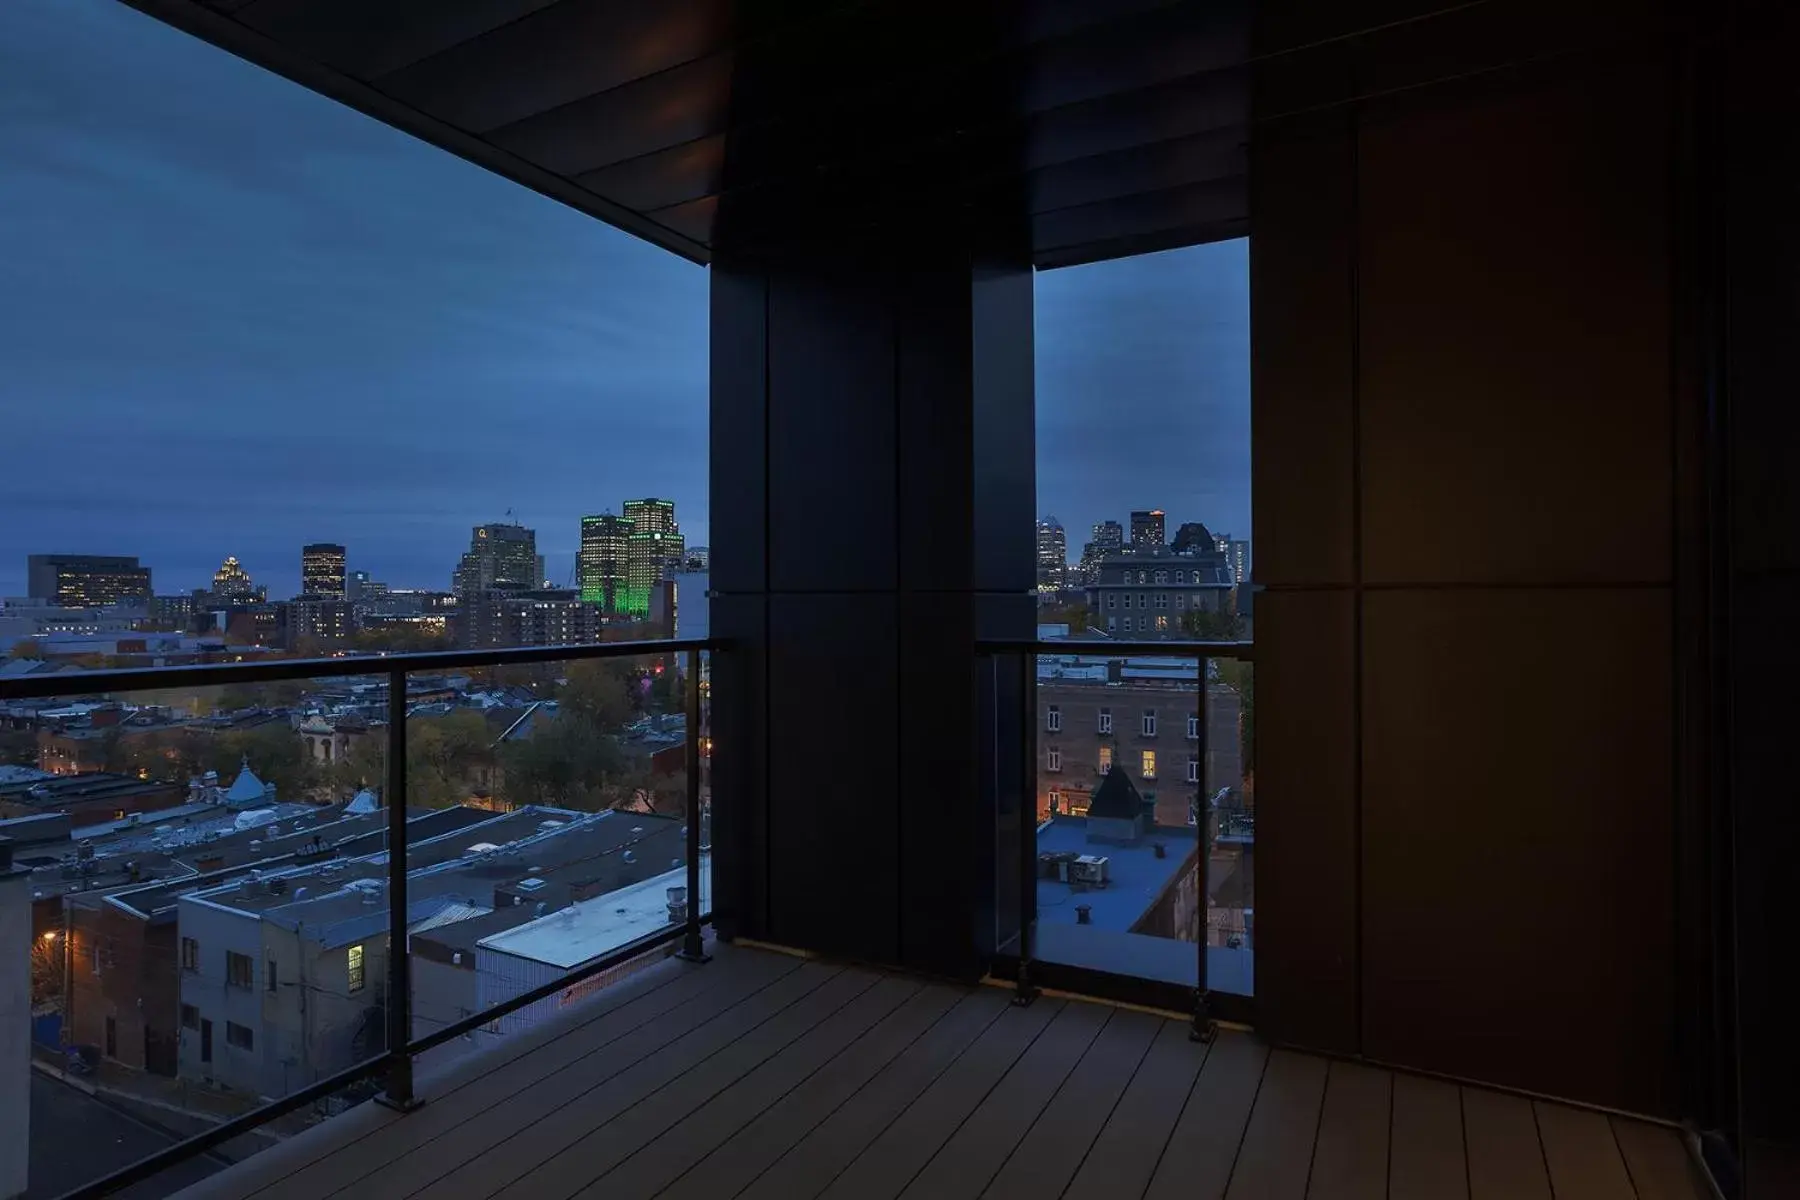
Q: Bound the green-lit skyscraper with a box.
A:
[577,513,632,611]
[621,498,683,617]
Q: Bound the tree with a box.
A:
[1214,658,1255,793]
[405,710,495,808]
[327,728,389,795]
[210,724,322,802]
[0,727,38,767]
[559,659,638,730]
[496,714,628,810]
[1179,606,1245,641]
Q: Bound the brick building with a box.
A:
[1035,655,1243,826]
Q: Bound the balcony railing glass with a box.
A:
[0,638,715,1200]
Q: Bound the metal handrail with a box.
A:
[44,637,719,1200]
[975,638,1253,659]
[0,636,715,701]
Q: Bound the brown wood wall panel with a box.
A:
[1356,58,1674,586]
[1361,589,1675,1113]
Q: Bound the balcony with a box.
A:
[168,939,1700,1200]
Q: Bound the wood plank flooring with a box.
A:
[172,943,1713,1200]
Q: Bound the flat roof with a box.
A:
[1035,817,1198,933]
[479,854,707,971]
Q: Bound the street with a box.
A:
[27,1073,221,1199]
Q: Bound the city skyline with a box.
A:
[0,0,1251,600]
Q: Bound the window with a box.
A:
[266,956,277,993]
[1174,570,1185,583]
[1156,594,1168,609]
[1155,570,1167,584]
[1142,710,1157,737]
[1188,711,1200,739]
[1123,616,1133,632]
[1106,616,1116,632]
[1046,705,1061,732]
[180,1004,199,1031]
[226,951,253,990]
[347,944,366,994]
[1107,594,1116,610]
[226,1021,254,1051]
[1176,595,1186,610]
[1048,789,1065,812]
[1138,570,1148,584]
[1155,615,1169,631]
[1097,707,1112,734]
[1046,747,1062,772]
[1141,750,1157,779]
[180,937,198,972]
[1187,757,1200,783]
[1098,745,1113,773]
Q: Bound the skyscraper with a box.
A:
[453,523,537,594]
[212,555,257,599]
[1129,509,1166,549]
[1211,534,1251,584]
[622,499,683,617]
[1035,517,1068,593]
[301,543,347,598]
[26,555,152,607]
[577,513,633,611]
[1076,521,1124,586]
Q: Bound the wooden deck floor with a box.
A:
[174,943,1712,1200]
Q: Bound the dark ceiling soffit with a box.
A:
[117,0,713,266]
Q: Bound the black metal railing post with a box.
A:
[1192,654,1217,1043]
[1014,650,1039,1007]
[378,665,418,1108]
[678,646,710,963]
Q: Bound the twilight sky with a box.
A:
[0,0,1249,600]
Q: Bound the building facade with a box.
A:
[1171,522,1214,555]
[1034,517,1067,593]
[452,523,537,595]
[1076,520,1124,586]
[282,597,354,648]
[26,555,152,608]
[300,544,346,598]
[1128,509,1166,549]
[577,514,631,611]
[1035,660,1245,829]
[1086,549,1235,638]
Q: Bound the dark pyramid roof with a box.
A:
[1087,764,1145,822]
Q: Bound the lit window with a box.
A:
[1046,705,1061,733]
[1098,745,1113,773]
[1141,750,1157,779]
[347,944,366,994]
[1142,710,1157,737]
[1047,748,1062,772]
[1187,757,1200,783]
[1188,712,1200,739]
[1155,615,1169,631]
[1097,708,1112,734]
[1048,789,1065,812]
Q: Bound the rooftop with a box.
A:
[477,853,707,970]
[1035,816,1198,934]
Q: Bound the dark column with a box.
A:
[710,238,1035,981]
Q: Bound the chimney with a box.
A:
[1076,904,1093,925]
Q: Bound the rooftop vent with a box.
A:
[622,850,636,865]
[515,877,547,893]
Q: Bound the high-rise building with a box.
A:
[1211,533,1251,584]
[301,543,347,598]
[212,556,257,599]
[1129,509,1166,550]
[1035,517,1068,593]
[685,546,710,570]
[621,499,683,617]
[1076,521,1125,586]
[284,596,355,648]
[578,514,633,612]
[25,555,152,607]
[452,523,537,594]
[1171,522,1215,555]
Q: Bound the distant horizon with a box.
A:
[1,0,1249,602]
